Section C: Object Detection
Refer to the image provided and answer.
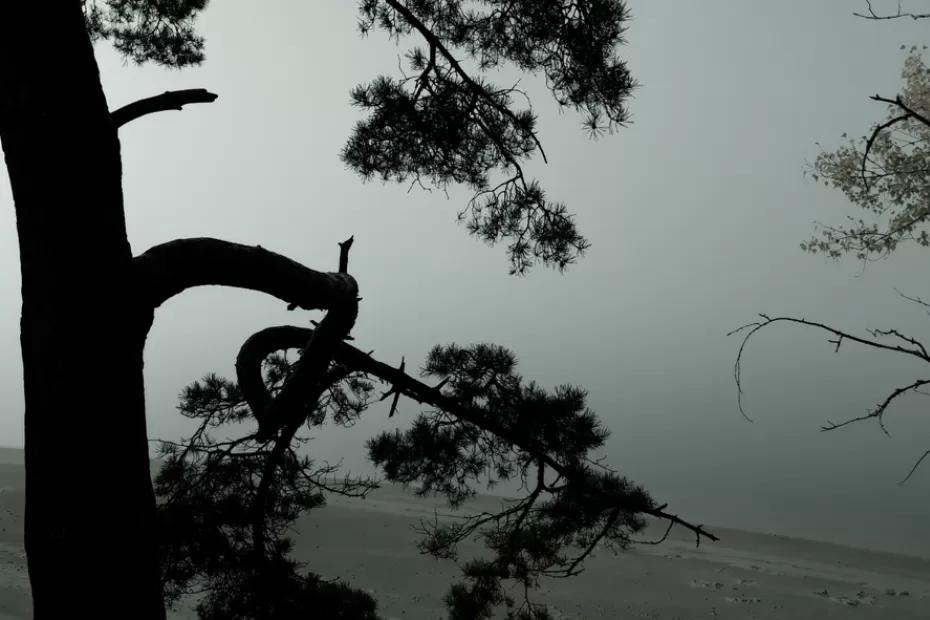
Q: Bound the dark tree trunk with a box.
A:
[0,3,164,618]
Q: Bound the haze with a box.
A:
[1,2,928,556]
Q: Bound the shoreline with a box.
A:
[0,454,926,618]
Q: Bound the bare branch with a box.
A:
[577,507,622,574]
[900,449,930,484]
[235,326,312,432]
[820,379,930,435]
[378,357,405,417]
[823,378,930,434]
[728,313,930,422]
[288,449,379,498]
[868,327,929,358]
[110,88,217,128]
[854,0,930,20]
[633,519,675,546]
[134,238,358,311]
[894,287,930,315]
[338,235,355,273]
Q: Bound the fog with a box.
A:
[1,2,928,556]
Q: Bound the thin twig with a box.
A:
[822,378,930,435]
[854,0,930,20]
[900,449,930,484]
[728,313,930,422]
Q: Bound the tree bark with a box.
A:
[0,3,164,618]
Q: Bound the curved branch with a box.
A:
[259,304,358,440]
[872,94,930,129]
[861,112,911,191]
[138,237,360,437]
[900,449,930,484]
[557,506,621,577]
[111,89,218,128]
[235,326,312,431]
[728,313,930,422]
[861,95,930,190]
[237,325,719,546]
[134,238,357,311]
[633,518,675,546]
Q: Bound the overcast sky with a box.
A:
[1,1,929,556]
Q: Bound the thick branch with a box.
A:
[224,238,358,439]
[258,304,358,440]
[110,89,218,128]
[235,326,311,432]
[134,238,357,311]
[238,325,719,545]
[338,236,354,273]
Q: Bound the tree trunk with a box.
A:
[1,3,164,618]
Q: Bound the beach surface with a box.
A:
[0,448,926,619]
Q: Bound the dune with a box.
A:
[0,451,926,618]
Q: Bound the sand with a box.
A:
[0,448,925,619]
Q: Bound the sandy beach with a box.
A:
[0,449,926,619]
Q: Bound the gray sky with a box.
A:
[1,1,929,555]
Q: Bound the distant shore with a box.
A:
[0,450,927,619]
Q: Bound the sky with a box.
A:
[1,1,929,556]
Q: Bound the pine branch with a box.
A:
[234,325,719,545]
[383,0,548,163]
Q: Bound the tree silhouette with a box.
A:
[1,2,712,618]
[159,332,714,618]
[733,11,930,483]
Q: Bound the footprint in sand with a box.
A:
[724,596,762,604]
[823,590,877,607]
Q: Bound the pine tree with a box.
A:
[0,2,712,617]
[159,338,714,619]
